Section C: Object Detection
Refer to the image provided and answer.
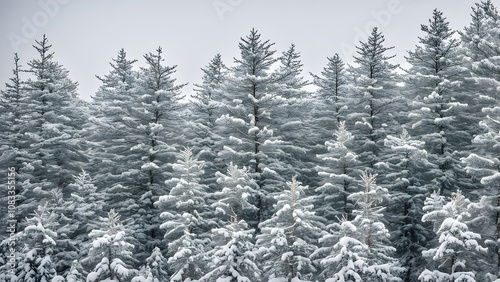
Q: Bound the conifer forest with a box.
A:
[2,2,500,281]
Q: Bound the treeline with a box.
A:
[1,2,500,281]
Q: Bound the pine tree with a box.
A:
[256,176,325,281]
[419,190,488,282]
[404,9,472,196]
[310,53,348,129]
[460,1,500,278]
[65,170,105,260]
[313,218,368,282]
[346,27,400,170]
[271,44,315,184]
[15,204,59,282]
[155,147,213,281]
[216,29,297,225]
[85,209,137,282]
[382,129,433,281]
[66,260,85,282]
[200,219,260,282]
[131,247,169,282]
[348,171,403,281]
[190,53,227,186]
[212,162,259,226]
[88,47,188,260]
[315,121,360,221]
[22,35,87,192]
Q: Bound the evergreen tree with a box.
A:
[89,47,187,261]
[215,28,289,224]
[15,204,58,282]
[404,9,472,196]
[155,147,213,281]
[348,171,403,281]
[190,53,227,186]
[66,260,86,282]
[200,219,260,282]
[85,209,137,282]
[382,129,433,281]
[346,27,399,170]
[212,162,259,226]
[310,53,349,130]
[315,121,360,221]
[22,34,87,192]
[255,176,325,281]
[461,1,500,278]
[419,190,488,282]
[271,44,314,184]
[313,218,368,282]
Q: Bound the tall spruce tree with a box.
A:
[189,53,227,187]
[346,27,400,171]
[216,28,289,224]
[404,9,472,196]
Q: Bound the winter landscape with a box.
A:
[1,1,500,281]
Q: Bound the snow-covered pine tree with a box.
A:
[85,209,137,282]
[310,53,349,132]
[348,171,403,281]
[313,217,368,282]
[215,28,289,224]
[131,246,169,282]
[134,46,187,186]
[15,204,58,282]
[200,218,260,282]
[66,260,85,282]
[255,176,325,281]
[346,27,400,170]
[419,190,488,282]
[460,0,500,88]
[0,53,23,167]
[190,53,227,187]
[87,48,141,208]
[155,147,213,281]
[382,128,433,281]
[0,53,26,246]
[212,162,259,227]
[315,121,361,221]
[65,170,105,260]
[89,46,187,261]
[404,9,473,196]
[271,44,315,185]
[22,34,87,193]
[133,46,188,257]
[460,2,500,278]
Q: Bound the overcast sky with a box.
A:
[1,0,477,101]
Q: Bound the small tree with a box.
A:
[419,190,488,282]
[85,209,136,282]
[348,171,403,281]
[200,218,260,282]
[256,176,325,281]
[15,204,58,282]
[313,217,368,282]
[212,162,259,227]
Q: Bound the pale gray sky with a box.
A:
[1,0,476,101]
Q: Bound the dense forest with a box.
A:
[1,2,500,281]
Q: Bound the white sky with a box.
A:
[1,0,477,101]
